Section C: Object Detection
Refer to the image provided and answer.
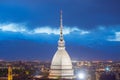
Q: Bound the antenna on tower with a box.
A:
[60,10,63,41]
[60,10,63,29]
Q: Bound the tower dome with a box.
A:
[49,11,74,79]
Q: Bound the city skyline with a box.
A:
[0,0,120,60]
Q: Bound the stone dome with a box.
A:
[49,47,74,79]
[51,48,73,69]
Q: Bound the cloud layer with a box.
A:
[108,32,120,41]
[0,23,120,42]
[0,23,89,35]
[0,23,26,32]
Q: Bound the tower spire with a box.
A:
[58,10,65,48]
[60,10,63,41]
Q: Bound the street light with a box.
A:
[77,72,86,80]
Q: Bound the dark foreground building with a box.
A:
[99,72,116,80]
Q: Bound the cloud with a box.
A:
[0,23,90,35]
[33,26,90,35]
[0,23,26,33]
[107,32,120,41]
[33,26,82,35]
[33,27,59,34]
[1,23,120,43]
[80,30,90,35]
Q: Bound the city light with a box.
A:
[105,66,110,71]
[77,72,86,79]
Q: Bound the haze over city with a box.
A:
[0,0,120,60]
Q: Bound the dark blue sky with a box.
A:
[0,0,120,61]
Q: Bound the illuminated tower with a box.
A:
[8,65,13,80]
[49,11,74,79]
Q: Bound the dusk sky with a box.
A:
[0,0,120,61]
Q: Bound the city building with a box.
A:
[48,11,74,79]
[8,65,13,80]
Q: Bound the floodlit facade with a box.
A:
[49,11,74,79]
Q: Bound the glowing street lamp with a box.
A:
[78,73,85,79]
[105,66,110,71]
[77,72,86,80]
